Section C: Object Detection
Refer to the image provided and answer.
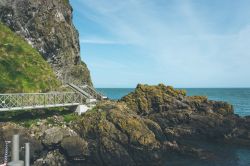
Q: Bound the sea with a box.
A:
[97,88,250,166]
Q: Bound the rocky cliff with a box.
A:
[0,0,92,85]
[0,84,249,166]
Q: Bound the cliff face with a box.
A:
[0,0,92,85]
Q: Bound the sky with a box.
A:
[70,0,250,88]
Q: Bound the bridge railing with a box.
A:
[0,92,84,111]
[63,77,105,100]
[80,85,104,100]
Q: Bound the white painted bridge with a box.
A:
[0,83,106,113]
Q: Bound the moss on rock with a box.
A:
[73,101,161,165]
[61,136,89,158]
[121,84,187,115]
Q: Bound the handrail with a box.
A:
[85,86,103,100]
[67,83,105,100]
[67,83,92,99]
[0,92,84,112]
[0,92,77,95]
[0,82,105,112]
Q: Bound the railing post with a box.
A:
[33,94,35,107]
[21,95,24,108]
[44,94,46,106]
[25,143,30,166]
[12,135,19,161]
[72,93,75,103]
[54,94,56,105]
[27,95,29,107]
[81,94,83,104]
[63,93,65,105]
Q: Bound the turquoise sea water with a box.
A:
[97,88,250,165]
[97,88,250,116]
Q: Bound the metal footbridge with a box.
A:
[0,83,106,112]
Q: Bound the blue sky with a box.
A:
[70,0,250,88]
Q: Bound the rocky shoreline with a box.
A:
[1,0,249,165]
[0,84,249,166]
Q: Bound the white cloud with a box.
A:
[80,37,127,45]
[73,0,250,87]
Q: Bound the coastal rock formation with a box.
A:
[1,84,249,166]
[0,0,92,85]
[71,84,249,165]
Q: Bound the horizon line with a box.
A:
[96,87,250,89]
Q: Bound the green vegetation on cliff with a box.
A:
[63,0,69,5]
[0,23,60,93]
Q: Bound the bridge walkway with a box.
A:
[0,83,106,112]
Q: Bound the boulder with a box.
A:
[42,127,71,147]
[61,136,88,159]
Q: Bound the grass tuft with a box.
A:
[0,22,60,93]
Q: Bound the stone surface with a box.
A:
[42,127,71,147]
[33,150,67,166]
[61,136,89,159]
[0,84,250,165]
[0,0,92,85]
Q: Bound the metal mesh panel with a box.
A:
[0,92,83,111]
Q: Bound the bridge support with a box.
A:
[75,105,89,115]
[8,135,24,166]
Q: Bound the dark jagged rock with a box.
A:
[61,136,89,159]
[0,84,249,165]
[33,150,68,166]
[0,0,92,85]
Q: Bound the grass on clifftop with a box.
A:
[0,23,60,93]
[63,0,69,4]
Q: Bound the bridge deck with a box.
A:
[0,92,83,112]
[0,83,106,112]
